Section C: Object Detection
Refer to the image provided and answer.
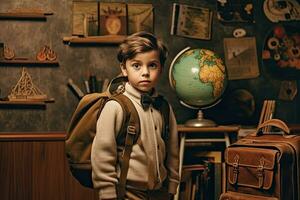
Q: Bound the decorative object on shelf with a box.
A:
[217,0,254,23]
[72,1,99,36]
[0,44,58,65]
[127,4,153,34]
[223,37,259,80]
[262,25,300,79]
[169,47,227,127]
[99,2,127,36]
[278,80,297,101]
[4,45,15,60]
[0,8,53,20]
[7,67,50,102]
[36,45,57,61]
[263,0,300,22]
[232,28,246,38]
[66,2,154,45]
[171,3,213,40]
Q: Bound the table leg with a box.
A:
[222,132,230,193]
[224,132,230,147]
[174,133,186,200]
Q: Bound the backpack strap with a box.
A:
[110,94,140,200]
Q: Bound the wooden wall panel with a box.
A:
[0,141,33,200]
[0,133,98,200]
[32,142,66,200]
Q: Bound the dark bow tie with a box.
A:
[140,93,162,110]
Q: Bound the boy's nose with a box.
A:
[141,66,150,76]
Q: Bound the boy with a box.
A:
[91,32,179,200]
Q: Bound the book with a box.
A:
[72,1,99,36]
[88,75,98,93]
[99,2,127,36]
[84,80,90,94]
[181,163,214,200]
[171,3,213,40]
[183,151,222,199]
[127,3,153,34]
[101,78,110,92]
[67,78,84,99]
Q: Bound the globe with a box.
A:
[169,47,228,127]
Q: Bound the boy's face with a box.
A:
[121,50,162,93]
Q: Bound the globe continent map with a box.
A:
[170,48,227,108]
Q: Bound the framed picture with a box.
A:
[72,1,99,36]
[127,4,154,34]
[223,37,260,80]
[171,3,213,40]
[99,2,127,35]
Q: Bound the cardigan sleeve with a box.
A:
[165,105,180,194]
[91,100,123,200]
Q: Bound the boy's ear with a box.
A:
[120,63,128,76]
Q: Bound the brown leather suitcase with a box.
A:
[220,119,300,200]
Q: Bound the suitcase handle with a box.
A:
[255,119,290,136]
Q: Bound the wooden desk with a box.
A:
[175,125,240,200]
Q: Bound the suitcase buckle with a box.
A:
[232,155,240,184]
[256,158,265,188]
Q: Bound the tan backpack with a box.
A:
[65,76,170,199]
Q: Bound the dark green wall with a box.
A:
[0,0,299,132]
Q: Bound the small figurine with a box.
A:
[4,45,15,60]
[8,67,48,101]
[36,45,57,61]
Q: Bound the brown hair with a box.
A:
[117,31,168,67]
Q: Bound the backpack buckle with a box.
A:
[127,125,136,135]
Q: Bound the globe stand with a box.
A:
[185,110,217,127]
[180,100,220,128]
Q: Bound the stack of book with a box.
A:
[67,75,110,99]
[180,162,212,200]
[180,151,222,200]
[259,100,276,132]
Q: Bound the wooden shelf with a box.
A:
[0,59,59,66]
[63,35,126,45]
[0,98,55,108]
[0,12,53,20]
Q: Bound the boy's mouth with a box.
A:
[139,80,151,84]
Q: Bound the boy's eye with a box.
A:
[131,63,141,69]
[149,63,158,69]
